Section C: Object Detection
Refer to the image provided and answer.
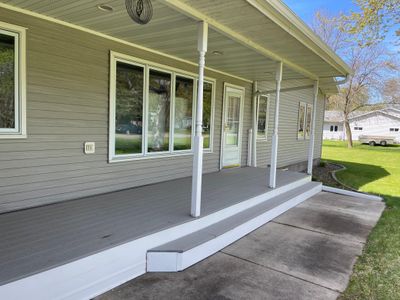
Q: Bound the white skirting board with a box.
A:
[0,176,311,300]
[147,183,322,272]
[322,185,383,201]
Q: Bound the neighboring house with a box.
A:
[323,108,400,143]
[323,111,345,140]
[0,1,351,299]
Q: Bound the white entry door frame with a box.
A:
[220,83,245,169]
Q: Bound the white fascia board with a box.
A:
[246,0,353,76]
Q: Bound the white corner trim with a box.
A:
[322,185,383,202]
[0,2,252,84]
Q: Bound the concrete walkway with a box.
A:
[96,191,385,300]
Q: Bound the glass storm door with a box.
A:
[221,86,244,168]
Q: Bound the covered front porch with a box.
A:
[0,167,320,299]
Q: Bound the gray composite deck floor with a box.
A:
[0,167,307,286]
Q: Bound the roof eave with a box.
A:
[246,0,353,77]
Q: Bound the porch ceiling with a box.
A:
[1,0,348,93]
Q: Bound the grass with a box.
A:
[321,140,400,299]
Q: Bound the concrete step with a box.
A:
[147,181,322,272]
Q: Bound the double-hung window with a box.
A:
[297,102,306,139]
[0,22,26,138]
[256,95,269,140]
[305,104,313,139]
[109,52,215,161]
[297,102,313,140]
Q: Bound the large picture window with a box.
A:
[109,52,215,161]
[257,95,269,140]
[0,24,26,138]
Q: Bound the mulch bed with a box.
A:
[312,162,349,189]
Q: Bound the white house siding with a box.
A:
[255,80,325,168]
[0,8,324,213]
[323,122,344,140]
[350,113,400,142]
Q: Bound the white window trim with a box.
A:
[256,94,270,141]
[109,51,216,163]
[0,21,26,139]
[297,101,307,140]
[305,103,313,140]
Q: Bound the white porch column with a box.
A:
[252,81,258,167]
[191,21,208,217]
[269,62,283,188]
[307,80,319,175]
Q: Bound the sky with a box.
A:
[283,0,358,25]
[284,0,398,50]
[284,1,399,103]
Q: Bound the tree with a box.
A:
[313,12,398,147]
[383,78,400,104]
[340,0,400,46]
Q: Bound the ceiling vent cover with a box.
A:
[125,0,153,25]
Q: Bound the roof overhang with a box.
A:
[0,0,352,94]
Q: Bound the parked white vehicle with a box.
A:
[359,135,395,146]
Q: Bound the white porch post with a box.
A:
[307,80,319,175]
[269,62,283,188]
[252,81,258,167]
[191,21,208,218]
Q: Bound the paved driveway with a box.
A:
[97,191,384,300]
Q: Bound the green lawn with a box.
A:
[322,140,400,299]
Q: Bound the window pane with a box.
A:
[305,105,312,139]
[202,82,213,148]
[148,69,171,152]
[226,95,241,146]
[0,33,15,129]
[297,103,305,139]
[174,76,193,151]
[115,62,144,155]
[257,96,268,139]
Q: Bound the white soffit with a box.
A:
[0,0,347,89]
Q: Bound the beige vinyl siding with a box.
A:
[0,7,324,213]
[0,8,253,213]
[256,80,325,168]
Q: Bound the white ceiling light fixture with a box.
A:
[212,50,224,56]
[97,4,114,12]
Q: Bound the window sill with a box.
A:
[0,133,27,139]
[109,149,213,163]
